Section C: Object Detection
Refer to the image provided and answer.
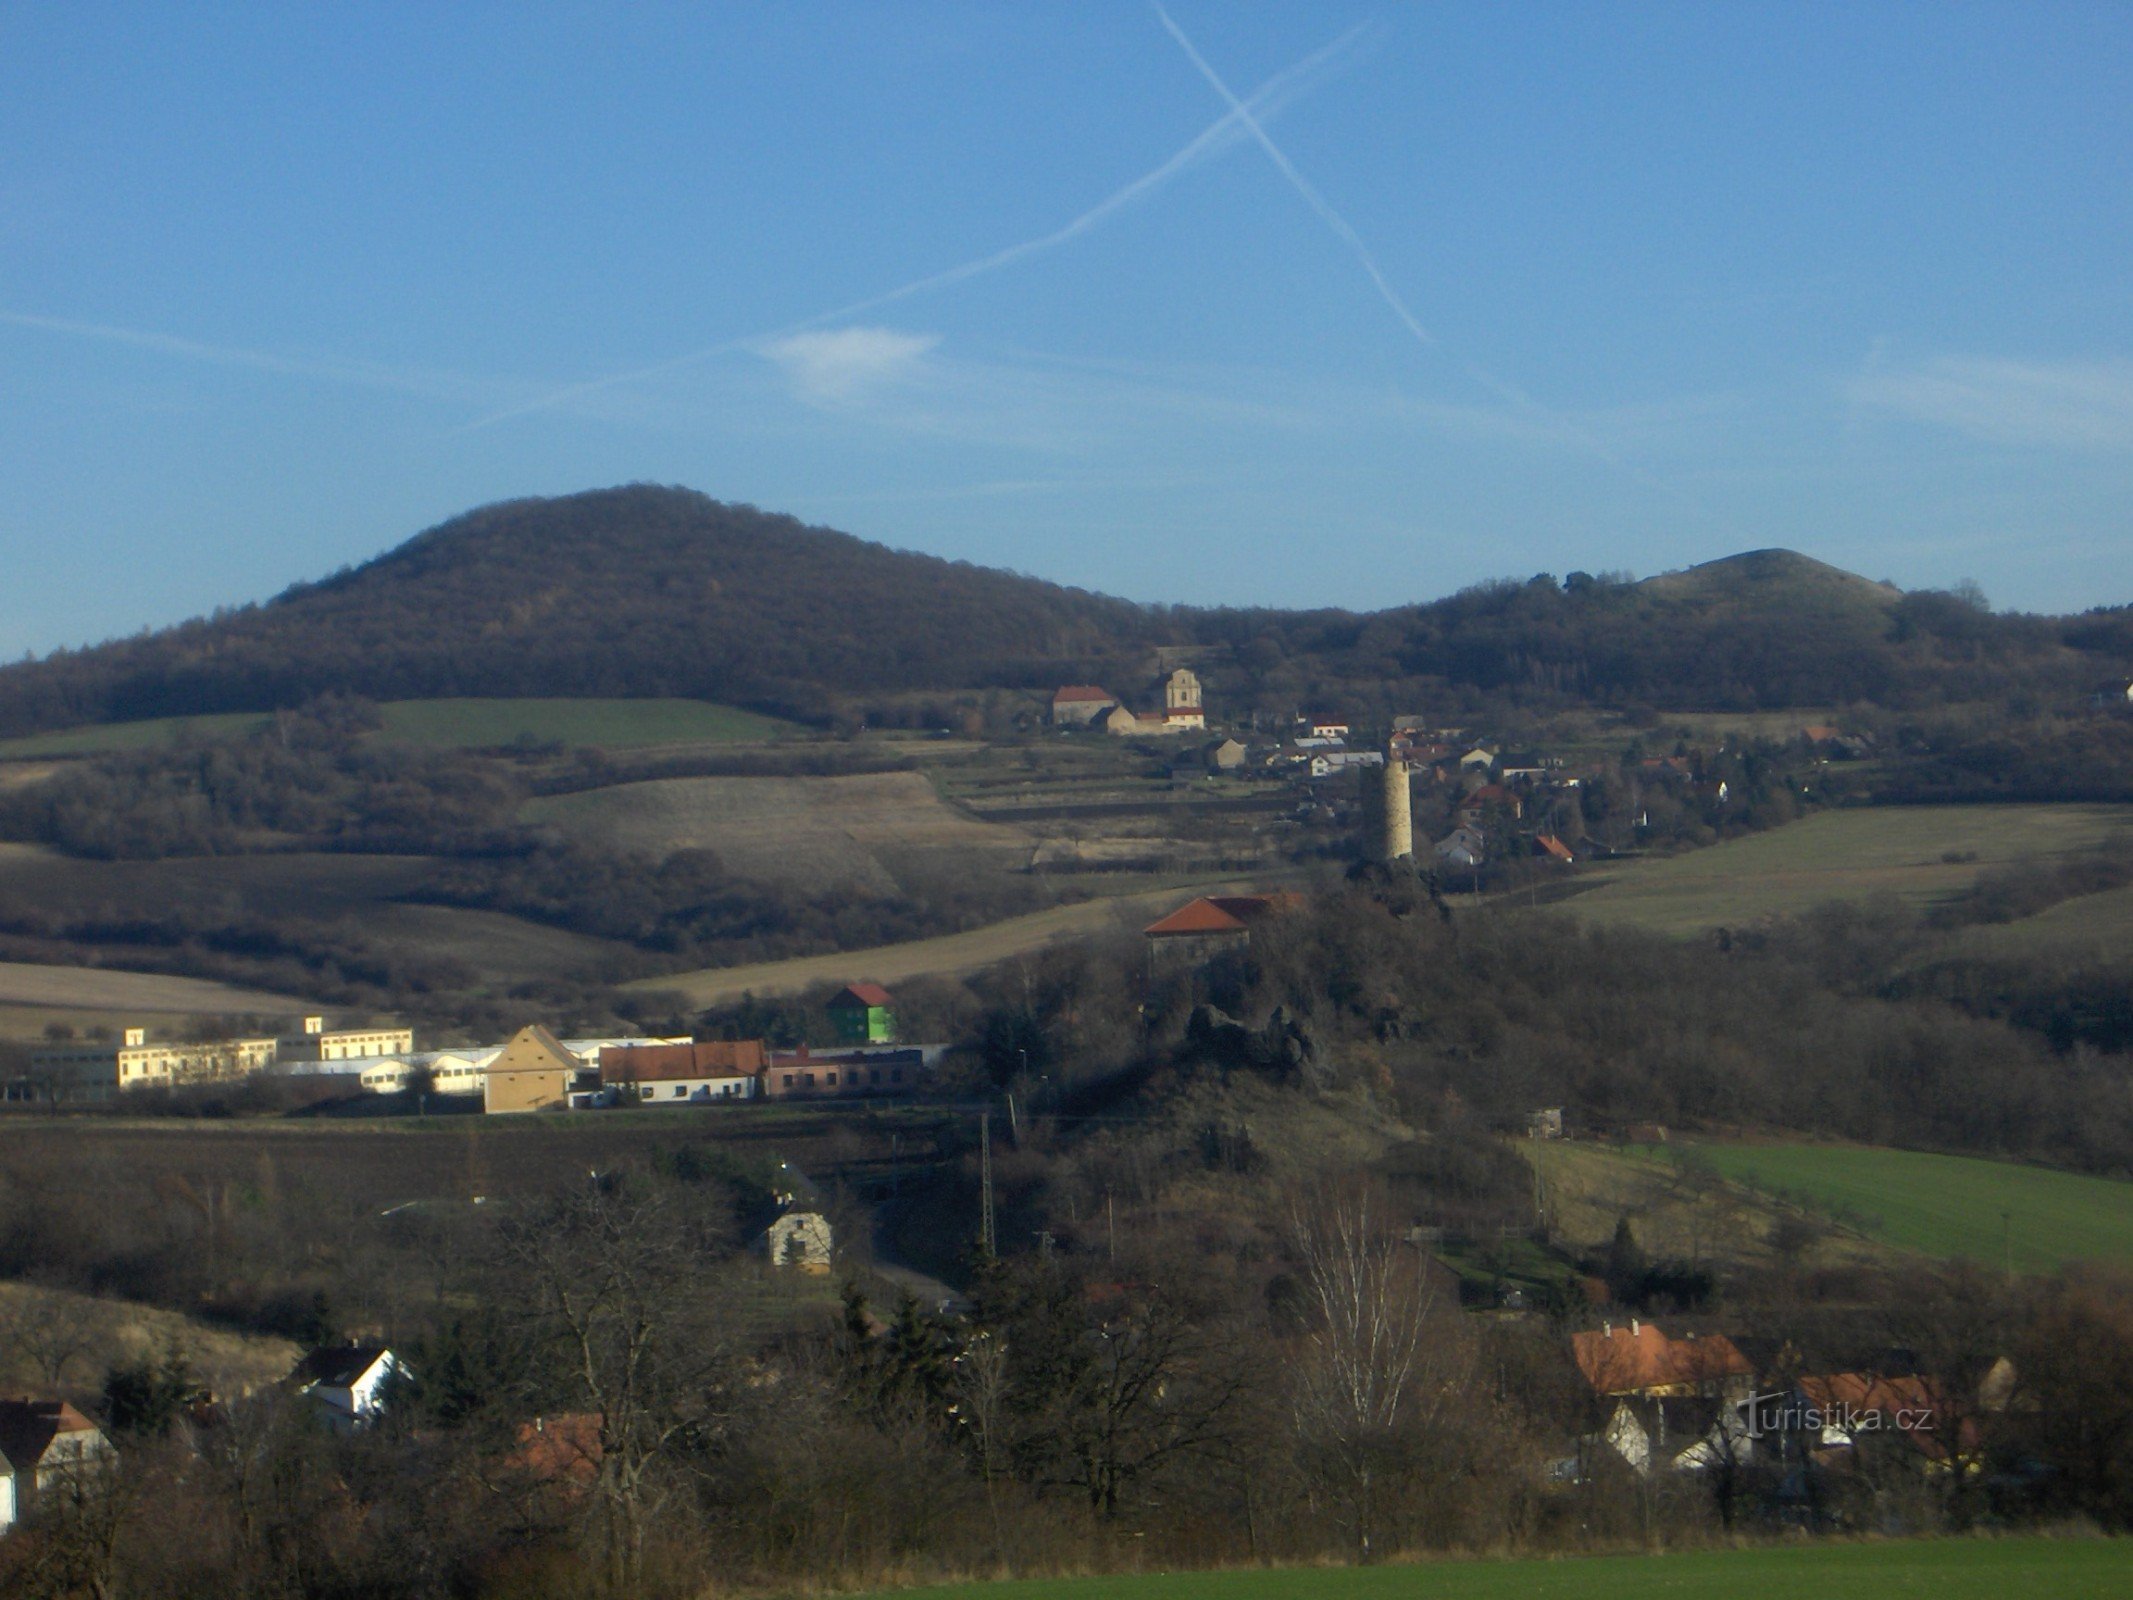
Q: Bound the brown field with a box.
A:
[0,960,319,1025]
[528,771,1033,893]
[631,877,1279,1007]
[0,1279,298,1401]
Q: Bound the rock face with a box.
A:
[1183,1003,1323,1087]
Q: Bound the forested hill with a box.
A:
[0,485,2126,737]
[0,488,1166,736]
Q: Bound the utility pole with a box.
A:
[979,1109,997,1259]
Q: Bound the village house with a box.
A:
[0,1400,115,1525]
[1050,685,1116,725]
[291,1344,408,1434]
[1535,834,1576,864]
[1309,749,1384,778]
[1209,737,1248,771]
[1458,746,1497,773]
[481,1024,587,1114]
[599,1039,766,1104]
[765,1210,834,1272]
[1434,826,1486,870]
[1573,1320,1756,1401]
[761,1044,926,1100]
[827,982,897,1044]
[1299,715,1350,740]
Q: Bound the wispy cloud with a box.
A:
[761,327,939,405]
[1154,4,1430,346]
[1849,353,2133,452]
[0,308,508,407]
[459,20,1373,432]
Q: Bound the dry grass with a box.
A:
[529,772,1033,893]
[1528,1139,1896,1272]
[0,1279,298,1401]
[1566,803,2133,934]
[0,960,318,1022]
[631,877,1277,1007]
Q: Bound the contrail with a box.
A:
[460,20,1374,432]
[0,309,504,404]
[1154,4,1431,346]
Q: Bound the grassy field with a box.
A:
[0,958,320,1019]
[1566,804,2133,934]
[0,697,793,759]
[1952,883,2133,960]
[865,1537,2123,1600]
[1673,1141,2133,1273]
[529,771,1032,892]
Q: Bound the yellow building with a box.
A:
[481,1025,586,1114]
[27,1027,279,1099]
[276,1016,416,1063]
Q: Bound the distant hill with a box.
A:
[0,486,2123,738]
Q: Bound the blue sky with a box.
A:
[3,2,2130,659]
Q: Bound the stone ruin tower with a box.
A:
[1358,753,1413,862]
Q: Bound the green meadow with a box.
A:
[1566,804,2133,934]
[862,1538,2124,1600]
[1674,1141,2133,1273]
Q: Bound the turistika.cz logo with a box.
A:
[1743,1392,1932,1437]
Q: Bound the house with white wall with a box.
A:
[292,1345,408,1434]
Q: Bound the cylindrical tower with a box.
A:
[1379,757,1413,861]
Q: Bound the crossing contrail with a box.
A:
[459,20,1374,432]
[1154,4,1431,346]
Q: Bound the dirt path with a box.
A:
[627,877,1284,1006]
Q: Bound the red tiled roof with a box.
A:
[1536,834,1575,863]
[831,982,894,1008]
[1054,685,1115,703]
[600,1040,766,1084]
[1571,1323,1753,1396]
[1143,893,1301,938]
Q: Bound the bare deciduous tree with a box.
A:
[497,1175,737,1597]
[1287,1182,1446,1562]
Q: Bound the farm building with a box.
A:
[827,983,896,1044]
[482,1024,586,1114]
[1050,685,1116,725]
[599,1039,766,1104]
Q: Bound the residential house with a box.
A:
[1209,737,1248,771]
[765,1210,834,1272]
[828,983,896,1044]
[1309,750,1384,778]
[1458,746,1497,773]
[1535,834,1576,865]
[0,1400,115,1519]
[1457,782,1522,821]
[1299,716,1350,740]
[1754,1371,1974,1473]
[1434,827,1487,870]
[482,1024,586,1114]
[1103,704,1175,737]
[1050,685,1116,725]
[292,1344,407,1434]
[1599,1393,1755,1476]
[1572,1320,1755,1401]
[495,1414,602,1512]
[600,1039,766,1104]
[761,1044,925,1100]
